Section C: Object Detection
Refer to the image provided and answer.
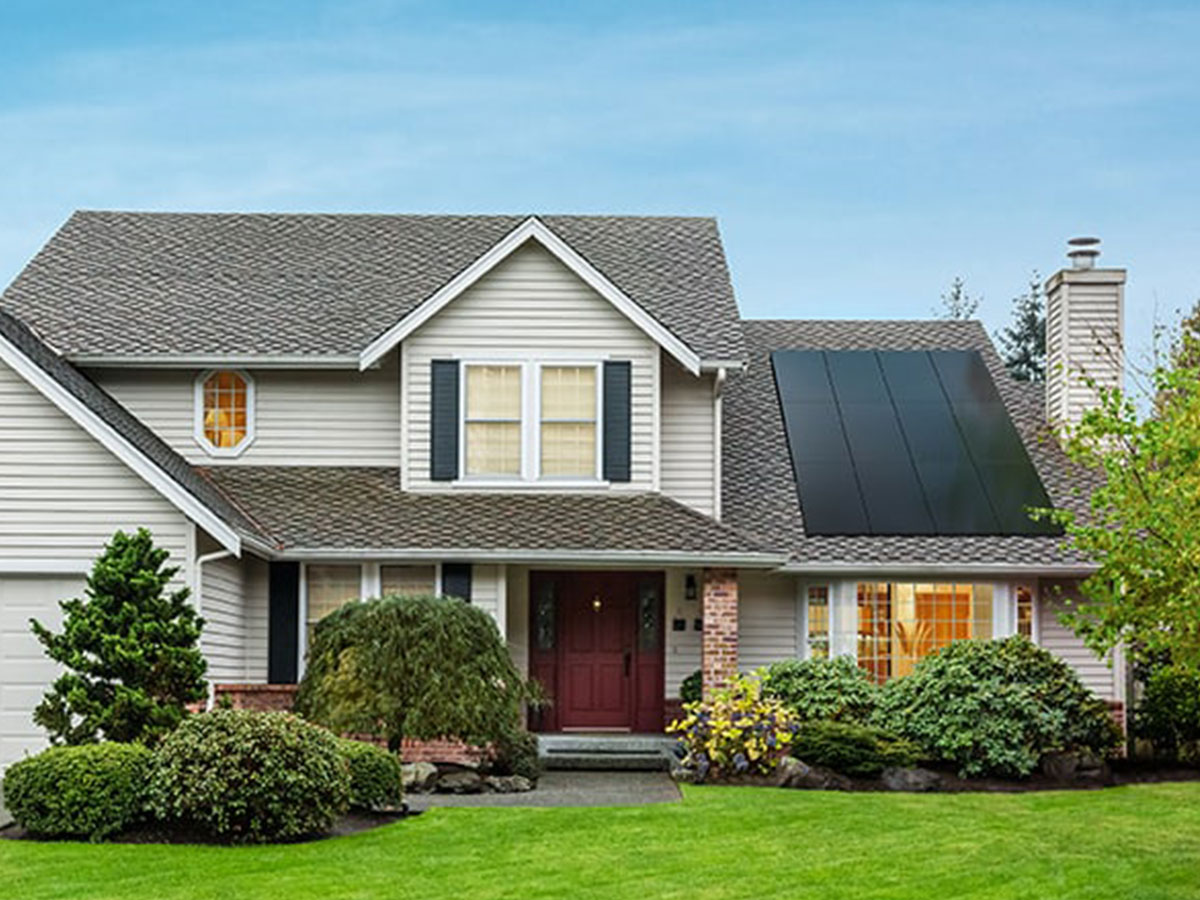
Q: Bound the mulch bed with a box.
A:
[0,808,415,845]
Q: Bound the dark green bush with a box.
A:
[680,669,702,705]
[337,738,402,810]
[2,743,152,840]
[873,636,1121,778]
[791,720,920,777]
[1134,666,1200,762]
[763,657,880,724]
[150,710,350,843]
[489,724,541,781]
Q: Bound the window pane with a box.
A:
[202,370,249,449]
[380,565,436,598]
[1016,586,1034,638]
[540,422,597,477]
[807,585,829,659]
[541,366,596,420]
[466,422,521,476]
[307,565,361,625]
[466,365,521,419]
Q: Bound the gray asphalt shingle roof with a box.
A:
[203,466,780,561]
[723,320,1094,569]
[1,211,745,362]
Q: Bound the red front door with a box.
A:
[529,571,664,733]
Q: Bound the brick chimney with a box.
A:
[1045,237,1125,429]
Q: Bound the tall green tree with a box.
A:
[31,529,207,746]
[296,594,536,754]
[936,276,980,320]
[997,271,1046,382]
[1034,335,1200,671]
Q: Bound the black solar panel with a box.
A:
[771,349,1060,536]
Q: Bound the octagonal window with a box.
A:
[196,370,254,455]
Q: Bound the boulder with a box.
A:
[778,757,852,791]
[400,762,439,793]
[669,757,700,784]
[484,774,533,793]
[881,766,942,792]
[1041,751,1079,782]
[436,769,485,794]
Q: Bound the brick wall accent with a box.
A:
[701,568,738,699]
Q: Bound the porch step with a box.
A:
[537,734,678,772]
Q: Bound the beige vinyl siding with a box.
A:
[1037,581,1119,701]
[0,358,190,568]
[470,564,506,635]
[738,571,799,671]
[660,357,716,515]
[198,542,270,683]
[665,568,702,697]
[1045,270,1124,428]
[90,355,401,467]
[403,242,658,490]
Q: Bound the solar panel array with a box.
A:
[770,349,1060,536]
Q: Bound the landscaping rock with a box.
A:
[669,758,699,784]
[401,762,439,794]
[881,766,942,792]
[435,770,484,794]
[484,775,533,793]
[778,758,852,791]
[1041,752,1079,782]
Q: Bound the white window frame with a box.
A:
[193,368,256,458]
[457,357,606,486]
[797,581,833,661]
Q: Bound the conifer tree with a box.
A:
[998,271,1046,382]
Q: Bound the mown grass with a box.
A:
[3,782,1200,899]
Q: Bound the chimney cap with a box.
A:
[1067,236,1101,269]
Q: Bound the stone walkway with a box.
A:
[405,770,681,810]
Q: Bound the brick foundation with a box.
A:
[701,568,739,700]
[212,683,488,764]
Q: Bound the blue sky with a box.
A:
[0,1,1197,370]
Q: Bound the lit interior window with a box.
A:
[465,365,522,476]
[201,370,250,451]
[540,365,597,477]
[807,585,830,659]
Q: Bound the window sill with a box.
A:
[450,479,612,490]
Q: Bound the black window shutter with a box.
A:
[430,360,460,481]
[267,561,300,684]
[603,360,632,482]
[442,563,472,602]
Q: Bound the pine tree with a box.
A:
[937,276,980,320]
[30,528,207,746]
[997,271,1046,382]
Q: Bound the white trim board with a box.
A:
[358,217,702,375]
[275,547,786,567]
[0,332,242,555]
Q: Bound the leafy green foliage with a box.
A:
[337,738,402,810]
[873,637,1120,778]
[667,674,796,781]
[1134,666,1200,763]
[2,743,152,841]
[680,669,702,704]
[489,723,541,781]
[763,657,880,724]
[296,594,536,754]
[149,710,350,843]
[1034,344,1200,671]
[997,271,1046,382]
[791,720,920,778]
[29,529,207,746]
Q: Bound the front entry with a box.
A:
[529,571,664,733]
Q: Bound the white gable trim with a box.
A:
[358,217,702,375]
[0,333,242,555]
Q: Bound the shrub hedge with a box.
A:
[337,738,402,810]
[2,743,152,841]
[150,710,350,843]
[873,636,1121,778]
[790,720,920,777]
[1134,666,1200,763]
[680,669,702,705]
[489,724,541,781]
[763,657,880,724]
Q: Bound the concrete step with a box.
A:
[537,734,678,772]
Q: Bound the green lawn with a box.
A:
[4,783,1200,899]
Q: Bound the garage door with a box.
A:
[0,576,80,775]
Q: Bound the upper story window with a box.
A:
[540,365,597,478]
[465,364,523,477]
[195,369,254,456]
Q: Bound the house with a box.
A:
[0,212,1126,776]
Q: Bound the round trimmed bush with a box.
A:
[1134,666,1200,762]
[337,738,402,810]
[791,720,920,778]
[150,710,350,843]
[873,636,1121,778]
[2,743,152,841]
[764,657,880,724]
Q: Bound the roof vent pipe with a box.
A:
[1067,236,1101,270]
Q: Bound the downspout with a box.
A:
[712,367,726,521]
[194,547,234,710]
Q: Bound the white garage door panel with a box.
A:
[0,577,78,773]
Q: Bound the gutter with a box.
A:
[779,561,1098,578]
[270,547,788,569]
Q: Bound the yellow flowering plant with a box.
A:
[667,672,797,781]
